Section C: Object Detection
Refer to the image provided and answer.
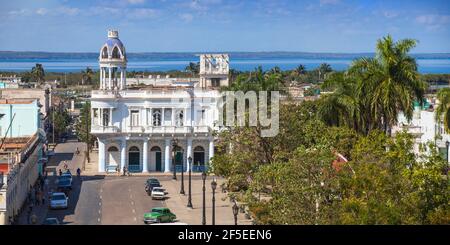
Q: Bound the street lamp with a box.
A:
[446,140,449,163]
[180,147,185,195]
[171,138,177,180]
[201,171,207,225]
[232,201,239,225]
[187,156,193,208]
[211,177,217,225]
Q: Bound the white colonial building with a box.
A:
[91,30,229,173]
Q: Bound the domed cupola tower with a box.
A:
[99,29,127,90]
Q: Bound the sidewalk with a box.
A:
[161,176,253,225]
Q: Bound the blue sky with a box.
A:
[0,0,449,53]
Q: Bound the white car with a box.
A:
[151,187,167,200]
[49,192,68,209]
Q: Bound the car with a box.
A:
[151,187,167,200]
[43,218,60,225]
[49,192,68,209]
[143,207,176,224]
[60,173,72,184]
[145,178,161,195]
[57,178,72,192]
[47,150,55,157]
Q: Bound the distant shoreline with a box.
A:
[1,51,450,60]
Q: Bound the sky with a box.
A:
[0,0,449,53]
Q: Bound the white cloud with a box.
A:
[127,0,145,4]
[36,8,48,16]
[319,0,340,6]
[58,7,80,16]
[416,14,450,30]
[128,8,159,19]
[8,9,31,16]
[179,13,194,22]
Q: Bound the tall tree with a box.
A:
[31,63,45,84]
[435,87,450,132]
[185,62,200,76]
[81,67,94,85]
[350,35,425,135]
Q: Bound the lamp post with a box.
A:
[232,201,239,225]
[201,171,207,225]
[187,156,193,208]
[211,177,217,225]
[171,138,177,180]
[180,148,185,195]
[446,140,449,163]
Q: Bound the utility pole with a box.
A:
[52,107,55,144]
[85,103,90,165]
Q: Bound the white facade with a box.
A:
[91,30,227,173]
[392,99,450,161]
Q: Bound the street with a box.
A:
[16,136,248,225]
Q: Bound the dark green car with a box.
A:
[143,207,176,224]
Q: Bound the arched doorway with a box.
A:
[173,146,184,172]
[150,146,162,172]
[128,146,140,172]
[107,146,119,171]
[193,146,205,172]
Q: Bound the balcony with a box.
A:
[91,125,120,133]
[128,126,145,133]
[193,126,210,133]
[144,126,192,134]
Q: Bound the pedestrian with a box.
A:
[123,166,126,176]
[44,178,49,191]
[59,169,62,176]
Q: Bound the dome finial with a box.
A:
[108,29,119,39]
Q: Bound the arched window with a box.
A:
[101,46,108,58]
[112,46,120,59]
[108,146,119,152]
[152,109,161,126]
[193,146,205,167]
[129,146,139,152]
[151,146,161,152]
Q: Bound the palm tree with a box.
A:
[318,72,360,129]
[318,63,332,80]
[81,67,94,85]
[31,63,45,84]
[295,64,306,75]
[185,62,200,76]
[349,35,425,135]
[435,88,450,133]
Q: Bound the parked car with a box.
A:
[60,173,72,184]
[143,207,176,224]
[57,178,72,192]
[43,218,60,225]
[49,192,68,209]
[151,187,167,200]
[145,178,161,195]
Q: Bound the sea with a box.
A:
[0,53,449,74]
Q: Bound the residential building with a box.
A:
[91,30,227,173]
[0,75,21,89]
[0,133,44,225]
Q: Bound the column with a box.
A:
[172,108,175,126]
[108,67,112,90]
[142,138,149,173]
[120,138,126,171]
[109,108,113,126]
[161,108,165,126]
[209,139,214,161]
[123,69,126,89]
[99,68,103,89]
[164,138,170,172]
[98,139,106,172]
[186,138,192,172]
[98,108,102,126]
[120,67,124,90]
